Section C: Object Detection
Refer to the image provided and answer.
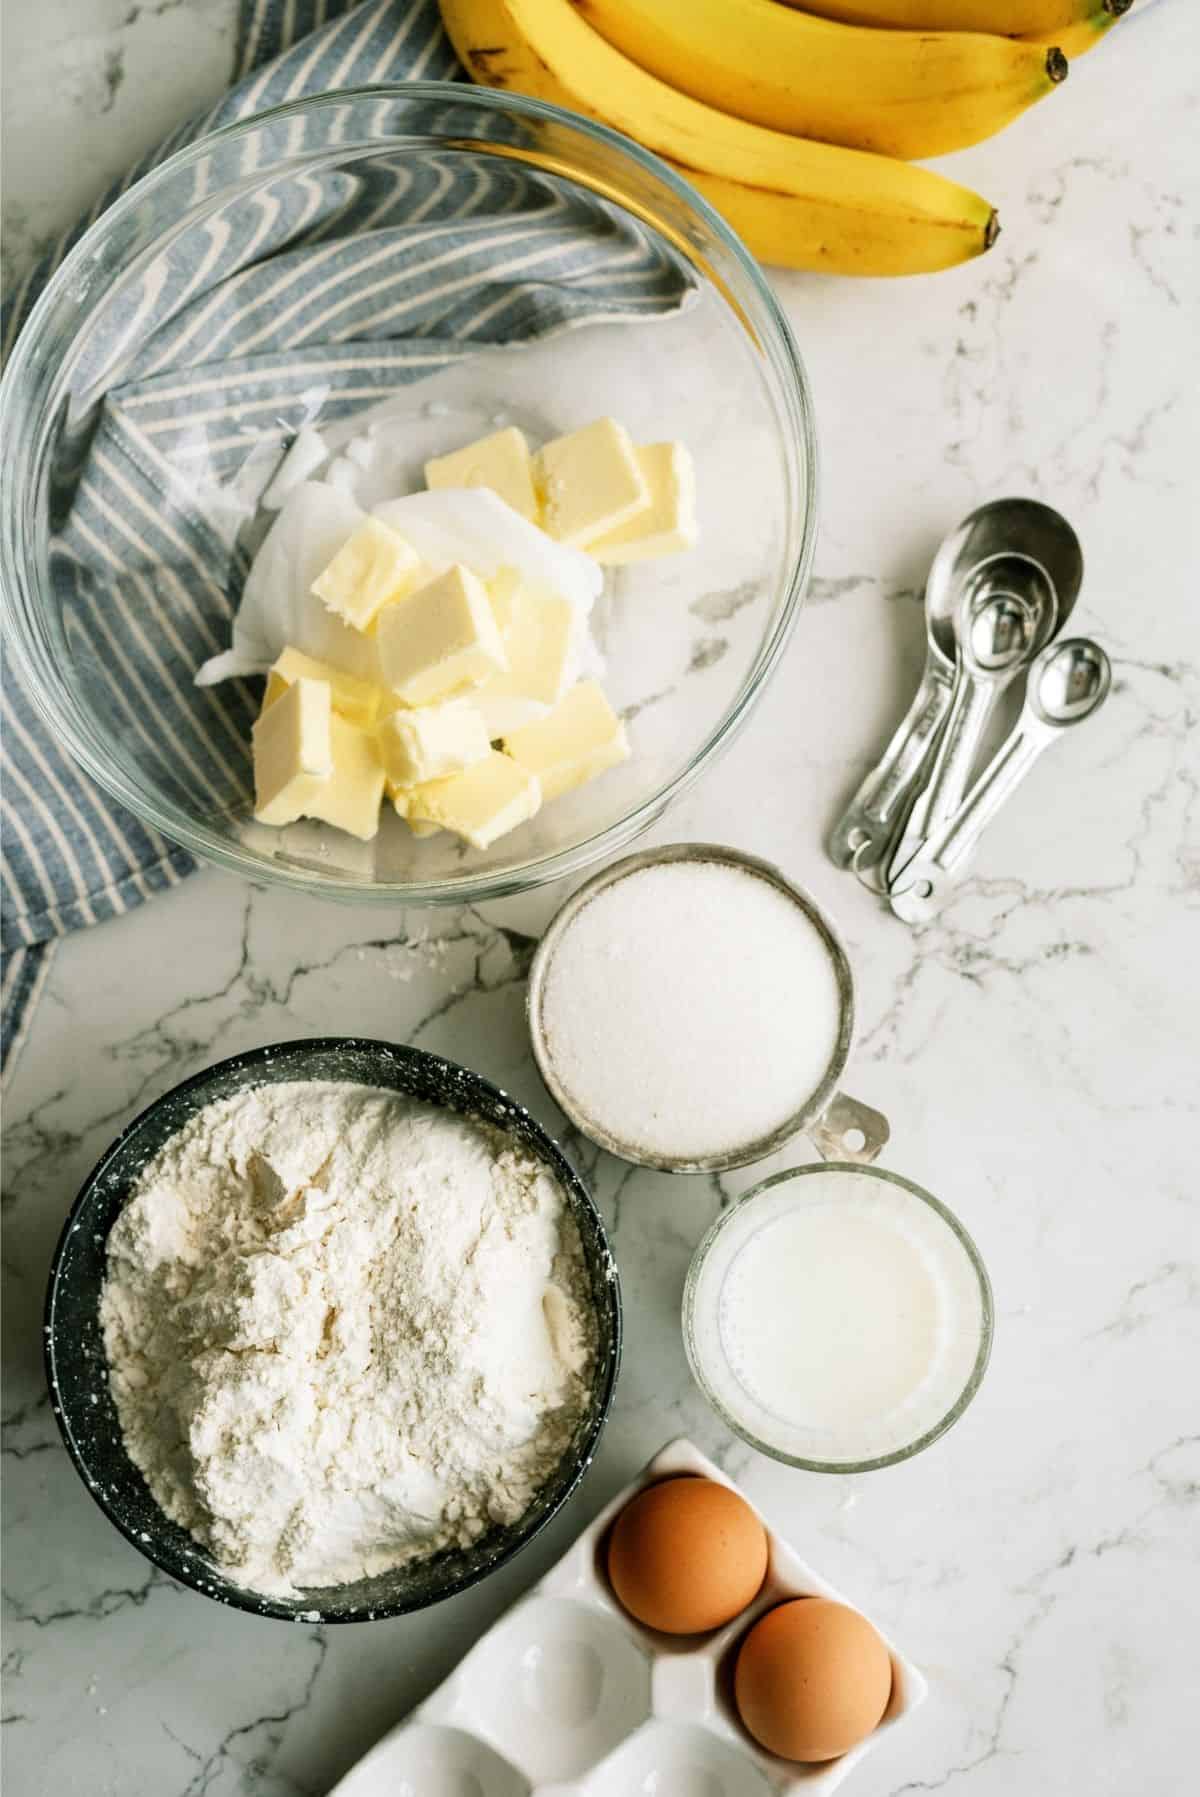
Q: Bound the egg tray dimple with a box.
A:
[330,1438,927,1796]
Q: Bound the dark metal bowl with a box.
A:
[44,1038,622,1624]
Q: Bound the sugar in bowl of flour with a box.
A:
[528,842,889,1173]
[529,843,993,1468]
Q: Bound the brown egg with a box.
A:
[734,1597,892,1763]
[607,1476,768,1634]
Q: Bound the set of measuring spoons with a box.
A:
[830,498,1111,921]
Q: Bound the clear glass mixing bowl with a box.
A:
[1,86,817,904]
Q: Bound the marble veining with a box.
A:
[2,2,1198,1793]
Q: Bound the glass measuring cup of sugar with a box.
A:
[684,1163,993,1471]
[527,843,888,1173]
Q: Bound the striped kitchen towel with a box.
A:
[1,0,693,1076]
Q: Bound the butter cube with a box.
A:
[375,563,507,705]
[302,714,386,841]
[262,646,382,727]
[252,677,333,826]
[424,426,540,524]
[473,692,549,739]
[408,751,541,850]
[478,570,576,710]
[502,680,629,802]
[312,518,425,631]
[533,418,649,549]
[487,565,522,631]
[387,783,446,838]
[378,699,490,786]
[589,443,697,564]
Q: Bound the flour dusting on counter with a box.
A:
[100,1081,596,1596]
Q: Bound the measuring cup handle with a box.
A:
[806,1092,890,1165]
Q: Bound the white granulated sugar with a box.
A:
[101,1081,596,1596]
[539,861,844,1161]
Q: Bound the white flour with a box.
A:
[100,1081,596,1597]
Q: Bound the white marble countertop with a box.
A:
[3,4,1197,1794]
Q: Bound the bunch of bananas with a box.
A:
[438,0,1133,276]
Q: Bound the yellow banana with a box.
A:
[439,0,998,277]
[772,0,1130,30]
[577,0,1066,160]
[677,167,999,276]
[1021,9,1124,55]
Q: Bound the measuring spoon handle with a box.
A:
[886,673,995,884]
[890,724,1051,921]
[828,658,954,869]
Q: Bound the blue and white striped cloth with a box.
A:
[1,0,692,1074]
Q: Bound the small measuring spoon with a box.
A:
[890,637,1111,922]
[886,554,1058,886]
[829,500,1081,875]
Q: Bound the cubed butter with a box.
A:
[473,692,549,739]
[502,680,629,802]
[408,751,541,851]
[533,417,649,549]
[375,563,507,705]
[378,699,491,786]
[424,426,540,524]
[301,714,386,841]
[589,442,697,564]
[312,517,425,631]
[487,565,521,629]
[480,569,576,707]
[252,677,333,826]
[262,645,382,727]
[385,782,441,834]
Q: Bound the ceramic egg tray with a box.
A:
[331,1437,927,1797]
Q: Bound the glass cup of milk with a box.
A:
[529,842,993,1469]
[684,1163,992,1471]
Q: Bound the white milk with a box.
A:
[687,1167,989,1467]
[536,858,845,1164]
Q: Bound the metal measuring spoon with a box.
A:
[829,499,1081,875]
[890,638,1111,922]
[828,548,956,872]
[886,551,1060,887]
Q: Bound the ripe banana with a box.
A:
[1021,9,1124,55]
[577,0,1065,160]
[439,0,998,277]
[773,0,1130,30]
